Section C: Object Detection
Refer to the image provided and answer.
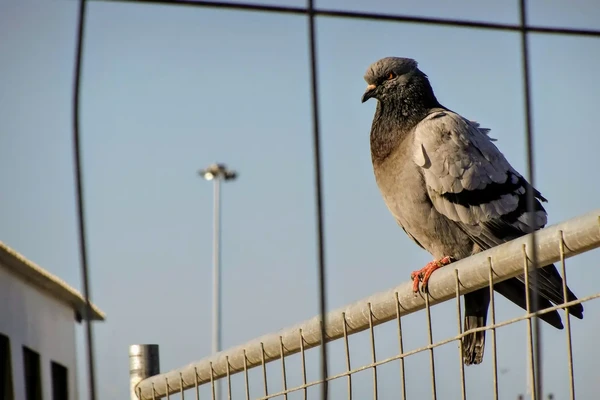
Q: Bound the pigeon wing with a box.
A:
[413,109,547,240]
[412,109,582,318]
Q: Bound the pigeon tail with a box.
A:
[463,316,486,365]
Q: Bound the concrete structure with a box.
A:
[0,241,105,400]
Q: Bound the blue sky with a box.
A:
[1,0,599,399]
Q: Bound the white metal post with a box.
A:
[199,163,237,400]
[212,177,222,400]
[129,344,160,400]
[212,177,222,357]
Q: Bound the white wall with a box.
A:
[0,266,78,400]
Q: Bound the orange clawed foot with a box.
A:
[410,256,455,293]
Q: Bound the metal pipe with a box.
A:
[212,177,222,358]
[200,163,236,400]
[130,345,160,400]
[135,209,600,399]
[212,177,222,400]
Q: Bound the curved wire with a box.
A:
[72,0,98,399]
[519,0,542,398]
[306,0,328,399]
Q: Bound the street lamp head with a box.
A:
[199,163,238,182]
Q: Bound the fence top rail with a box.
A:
[135,209,600,399]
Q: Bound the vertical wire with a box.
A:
[488,258,499,400]
[71,1,97,399]
[195,367,200,400]
[261,342,269,397]
[299,329,308,400]
[394,293,407,400]
[519,1,542,398]
[559,232,575,400]
[243,350,250,400]
[367,303,378,400]
[210,363,216,400]
[306,1,328,398]
[453,270,466,400]
[280,337,288,400]
[425,294,437,400]
[226,356,232,400]
[180,373,185,400]
[341,313,352,400]
[522,245,537,400]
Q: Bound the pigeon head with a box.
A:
[361,57,440,115]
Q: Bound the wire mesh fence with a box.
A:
[131,209,600,399]
[62,1,600,400]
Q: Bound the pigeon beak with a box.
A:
[361,84,377,103]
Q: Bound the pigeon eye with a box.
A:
[387,72,396,80]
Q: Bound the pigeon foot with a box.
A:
[410,256,454,293]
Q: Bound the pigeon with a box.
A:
[361,57,583,365]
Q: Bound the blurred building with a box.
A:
[0,241,105,400]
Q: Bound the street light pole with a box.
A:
[212,176,221,361]
[199,163,237,400]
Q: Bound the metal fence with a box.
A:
[129,209,600,399]
[65,1,600,400]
